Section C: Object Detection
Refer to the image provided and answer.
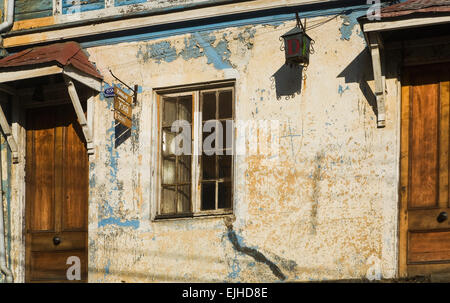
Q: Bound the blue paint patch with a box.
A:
[106,122,119,186]
[104,259,111,280]
[339,10,366,41]
[115,0,147,6]
[97,199,140,229]
[137,31,232,69]
[137,41,177,64]
[237,27,256,49]
[62,0,105,15]
[338,85,349,96]
[228,258,241,279]
[233,230,259,251]
[14,0,53,21]
[98,217,140,229]
[96,123,140,230]
[180,36,203,60]
[194,32,231,69]
[184,32,232,69]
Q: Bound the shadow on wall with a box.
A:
[337,48,378,117]
[115,122,131,148]
[271,64,303,100]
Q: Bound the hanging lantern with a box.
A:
[281,14,313,66]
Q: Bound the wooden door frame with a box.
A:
[4,77,95,282]
[22,100,91,283]
[399,66,409,278]
[399,62,450,278]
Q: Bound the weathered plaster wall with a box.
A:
[0,100,12,283]
[0,92,26,283]
[79,11,400,282]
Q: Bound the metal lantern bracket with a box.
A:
[109,69,138,105]
[296,12,305,31]
[296,13,315,56]
[281,13,315,68]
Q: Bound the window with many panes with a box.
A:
[157,83,234,218]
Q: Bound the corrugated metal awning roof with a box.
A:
[0,41,102,80]
[380,0,450,18]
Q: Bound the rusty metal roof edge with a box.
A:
[0,42,103,80]
[360,0,450,22]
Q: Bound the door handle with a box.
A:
[437,212,448,223]
[53,236,61,245]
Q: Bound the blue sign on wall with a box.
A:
[104,87,115,98]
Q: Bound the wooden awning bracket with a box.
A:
[368,32,386,128]
[0,85,19,163]
[64,76,95,156]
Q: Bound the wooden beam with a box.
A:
[64,76,94,155]
[0,86,19,162]
[0,65,62,84]
[363,15,450,33]
[87,93,95,158]
[369,32,386,128]
[63,66,102,92]
[0,101,19,163]
[0,64,102,92]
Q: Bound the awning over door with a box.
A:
[359,0,450,128]
[0,41,103,90]
[0,42,103,161]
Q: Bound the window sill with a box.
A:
[153,210,233,222]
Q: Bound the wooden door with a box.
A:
[25,104,88,282]
[400,63,450,277]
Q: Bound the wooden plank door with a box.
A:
[25,104,88,282]
[400,63,450,277]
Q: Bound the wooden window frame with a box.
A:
[155,83,235,220]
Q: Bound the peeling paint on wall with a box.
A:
[137,41,178,64]
[136,30,241,70]
[339,10,366,41]
[6,10,400,283]
[338,84,350,96]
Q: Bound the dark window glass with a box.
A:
[201,182,216,210]
[202,92,216,121]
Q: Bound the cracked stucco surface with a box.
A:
[80,18,399,282]
[5,14,400,282]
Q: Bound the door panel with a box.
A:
[401,63,450,276]
[31,232,86,251]
[408,231,450,263]
[29,108,56,231]
[30,250,87,282]
[63,116,88,231]
[409,75,439,209]
[26,104,88,283]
